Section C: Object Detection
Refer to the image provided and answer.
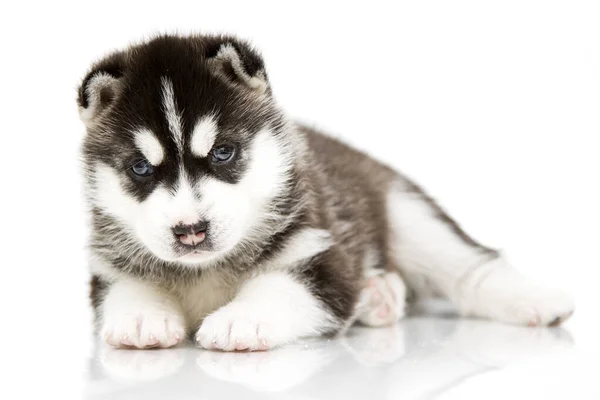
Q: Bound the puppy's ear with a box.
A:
[207,40,269,94]
[77,57,124,126]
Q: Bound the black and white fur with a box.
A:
[79,34,574,351]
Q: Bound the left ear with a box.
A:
[207,41,269,94]
[77,52,125,127]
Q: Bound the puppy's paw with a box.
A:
[101,310,185,349]
[468,277,575,327]
[458,258,575,327]
[196,304,293,351]
[358,272,407,327]
[502,288,575,327]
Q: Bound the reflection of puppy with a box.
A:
[88,319,574,399]
[342,326,407,366]
[196,343,335,392]
[362,318,575,399]
[99,348,186,383]
[79,33,573,352]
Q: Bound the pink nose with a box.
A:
[172,221,207,246]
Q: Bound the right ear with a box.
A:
[205,39,270,95]
[77,60,124,126]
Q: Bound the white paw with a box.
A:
[196,304,293,351]
[500,288,575,327]
[101,311,186,349]
[458,258,575,327]
[357,272,407,327]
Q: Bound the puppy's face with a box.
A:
[79,36,291,265]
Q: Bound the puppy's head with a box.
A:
[79,35,293,266]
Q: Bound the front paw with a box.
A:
[101,311,186,349]
[196,305,293,351]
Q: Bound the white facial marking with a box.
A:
[160,77,184,152]
[93,164,139,226]
[194,128,292,256]
[134,129,164,165]
[92,164,202,262]
[91,126,292,267]
[138,173,210,262]
[168,173,200,225]
[190,116,219,157]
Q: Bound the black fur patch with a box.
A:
[89,275,108,312]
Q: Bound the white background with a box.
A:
[0,1,598,398]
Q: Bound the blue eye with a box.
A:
[131,160,154,177]
[211,146,235,163]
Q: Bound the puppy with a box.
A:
[79,34,573,351]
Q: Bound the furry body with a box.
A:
[79,34,573,350]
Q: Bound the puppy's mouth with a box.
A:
[180,250,208,257]
[176,246,212,257]
[177,250,218,264]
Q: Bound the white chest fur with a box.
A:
[172,270,242,331]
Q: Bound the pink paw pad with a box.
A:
[235,340,249,351]
[357,272,406,327]
[120,335,134,347]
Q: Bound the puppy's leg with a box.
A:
[195,271,338,351]
[387,181,574,326]
[100,278,186,349]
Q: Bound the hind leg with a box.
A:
[386,181,574,327]
[357,272,407,327]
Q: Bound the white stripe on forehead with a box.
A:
[191,115,219,157]
[160,77,184,152]
[134,129,164,165]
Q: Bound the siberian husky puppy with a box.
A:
[79,34,573,351]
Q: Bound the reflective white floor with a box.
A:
[84,302,597,400]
